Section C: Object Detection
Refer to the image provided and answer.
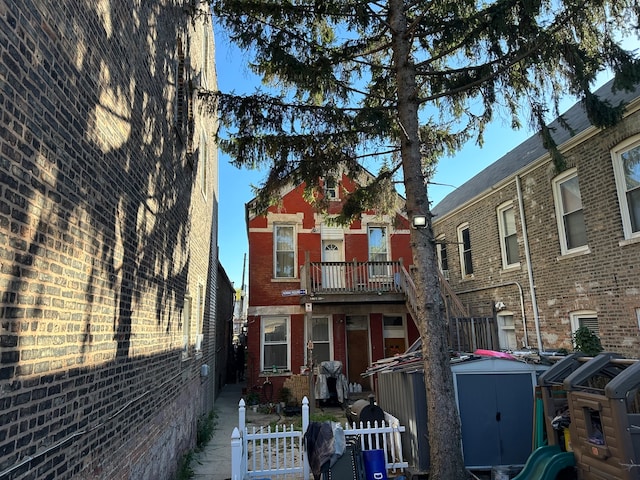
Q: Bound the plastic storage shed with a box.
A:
[563,353,640,480]
[376,357,547,473]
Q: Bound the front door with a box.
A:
[346,315,371,390]
[322,240,345,289]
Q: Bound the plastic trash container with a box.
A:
[363,449,387,480]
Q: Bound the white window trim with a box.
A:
[497,202,520,269]
[195,282,205,353]
[367,225,391,278]
[457,222,473,278]
[274,224,297,279]
[201,23,209,89]
[199,131,208,198]
[436,234,449,279]
[261,316,291,372]
[612,136,640,241]
[305,315,334,365]
[552,168,588,256]
[569,310,599,336]
[383,314,407,338]
[367,225,390,258]
[323,177,339,201]
[496,311,517,351]
[383,314,407,357]
[182,295,192,360]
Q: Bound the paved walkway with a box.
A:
[191,381,246,480]
[191,381,351,480]
[192,381,294,480]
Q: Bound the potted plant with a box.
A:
[245,391,260,407]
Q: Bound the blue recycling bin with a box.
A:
[363,449,387,480]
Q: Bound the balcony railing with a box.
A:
[300,258,498,351]
[302,260,406,295]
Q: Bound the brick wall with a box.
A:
[215,263,235,402]
[0,0,220,478]
[433,108,640,357]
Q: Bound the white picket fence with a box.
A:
[230,396,408,479]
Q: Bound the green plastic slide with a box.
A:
[512,445,575,480]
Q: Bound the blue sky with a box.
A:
[213,25,626,290]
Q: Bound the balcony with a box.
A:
[300,259,498,351]
[300,260,409,304]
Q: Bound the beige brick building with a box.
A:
[0,1,225,478]
[432,80,640,357]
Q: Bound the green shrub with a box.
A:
[174,410,218,480]
[197,411,218,450]
[245,391,260,406]
[278,387,292,405]
[573,327,603,356]
[175,451,194,480]
[293,411,341,430]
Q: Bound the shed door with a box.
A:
[456,373,534,467]
[496,374,534,465]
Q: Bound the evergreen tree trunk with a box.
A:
[389,1,467,478]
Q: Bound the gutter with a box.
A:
[433,92,640,223]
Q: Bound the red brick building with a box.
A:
[245,172,420,397]
[432,79,640,357]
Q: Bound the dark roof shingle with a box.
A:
[431,79,639,218]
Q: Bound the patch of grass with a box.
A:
[197,410,218,450]
[268,420,281,430]
[311,412,340,423]
[175,450,194,480]
[292,411,341,430]
[174,410,219,480]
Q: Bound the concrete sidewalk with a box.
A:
[191,381,287,480]
[190,381,350,480]
[191,381,246,480]
[191,383,240,480]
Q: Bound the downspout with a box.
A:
[516,175,544,351]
